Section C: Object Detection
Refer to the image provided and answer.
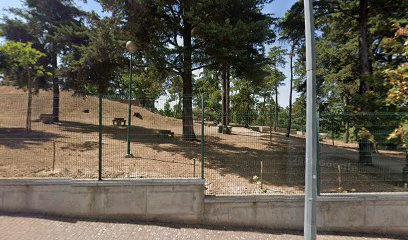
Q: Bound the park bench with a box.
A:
[39,114,54,124]
[157,129,174,138]
[112,117,126,126]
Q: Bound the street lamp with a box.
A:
[125,41,137,158]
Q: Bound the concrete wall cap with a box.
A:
[0,178,72,186]
[318,193,408,201]
[71,178,205,186]
[204,195,305,203]
[0,178,205,186]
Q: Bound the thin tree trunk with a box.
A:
[358,0,372,165]
[358,0,370,96]
[51,52,59,122]
[286,47,295,138]
[274,64,278,132]
[263,95,266,125]
[226,68,230,126]
[269,96,273,144]
[246,101,251,127]
[344,95,350,143]
[221,67,227,128]
[182,1,196,140]
[345,121,350,143]
[26,71,32,135]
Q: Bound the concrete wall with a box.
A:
[0,179,204,223]
[203,195,304,230]
[1,179,408,235]
[203,194,408,235]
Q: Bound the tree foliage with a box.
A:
[0,41,47,86]
[1,0,87,121]
[0,41,48,133]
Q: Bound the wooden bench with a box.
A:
[157,129,174,138]
[39,114,54,124]
[112,118,126,126]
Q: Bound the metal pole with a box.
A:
[98,95,103,181]
[304,0,318,239]
[201,94,205,179]
[52,141,56,172]
[126,53,134,158]
[193,158,196,178]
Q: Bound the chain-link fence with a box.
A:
[0,91,203,180]
[0,88,407,195]
[203,111,306,195]
[100,95,203,179]
[318,112,408,194]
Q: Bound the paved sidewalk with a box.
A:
[0,214,404,240]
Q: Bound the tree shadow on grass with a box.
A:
[59,140,99,152]
[0,127,62,149]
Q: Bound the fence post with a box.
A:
[201,94,205,179]
[317,112,320,195]
[52,141,56,172]
[98,95,103,181]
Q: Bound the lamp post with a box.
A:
[125,41,137,158]
[304,0,318,239]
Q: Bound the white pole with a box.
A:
[304,0,318,239]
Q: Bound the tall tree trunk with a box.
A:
[274,64,278,132]
[221,67,227,128]
[226,68,230,126]
[286,47,295,138]
[182,1,196,140]
[358,0,370,96]
[263,95,266,125]
[344,95,350,143]
[269,96,273,143]
[51,51,59,122]
[246,101,251,127]
[358,0,372,165]
[221,66,231,133]
[345,121,350,143]
[26,71,32,135]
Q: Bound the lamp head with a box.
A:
[126,41,137,53]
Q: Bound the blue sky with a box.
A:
[0,0,299,107]
[264,0,300,107]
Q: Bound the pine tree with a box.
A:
[266,46,287,131]
[278,0,305,137]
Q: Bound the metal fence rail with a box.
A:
[0,89,407,195]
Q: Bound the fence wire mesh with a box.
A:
[319,112,408,194]
[203,111,306,195]
[0,87,407,195]
[100,95,203,179]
